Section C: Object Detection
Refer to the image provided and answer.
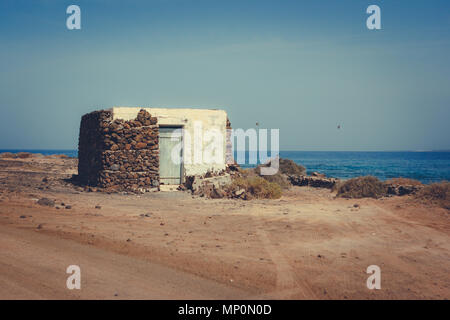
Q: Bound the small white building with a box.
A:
[78,107,231,190]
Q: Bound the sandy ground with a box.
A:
[0,156,449,299]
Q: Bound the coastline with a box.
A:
[0,151,448,299]
[1,149,449,184]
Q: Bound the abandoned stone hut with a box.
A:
[77,107,232,191]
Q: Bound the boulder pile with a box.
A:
[288,175,338,189]
[385,183,423,196]
[186,173,232,198]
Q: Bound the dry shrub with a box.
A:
[414,181,450,209]
[259,172,291,190]
[278,158,306,175]
[254,166,290,189]
[16,152,32,159]
[385,178,423,186]
[257,158,306,175]
[335,176,387,199]
[229,176,282,199]
[255,158,306,190]
[0,152,15,158]
[238,167,257,178]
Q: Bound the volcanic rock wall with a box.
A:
[78,109,160,191]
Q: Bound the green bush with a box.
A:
[335,176,388,199]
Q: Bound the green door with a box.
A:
[159,127,182,185]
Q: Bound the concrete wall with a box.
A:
[110,107,228,177]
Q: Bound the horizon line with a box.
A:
[1,148,449,153]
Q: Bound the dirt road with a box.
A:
[0,225,249,299]
[0,156,449,299]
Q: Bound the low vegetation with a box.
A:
[0,152,15,158]
[228,176,282,199]
[254,158,306,190]
[414,181,450,209]
[277,158,306,176]
[385,178,423,186]
[254,167,291,190]
[335,176,388,199]
[225,158,306,199]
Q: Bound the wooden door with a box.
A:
[159,127,182,185]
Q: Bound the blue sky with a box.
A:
[0,0,449,151]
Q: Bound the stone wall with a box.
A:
[78,109,160,191]
[110,107,228,175]
[288,175,338,189]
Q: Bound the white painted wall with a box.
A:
[110,107,228,177]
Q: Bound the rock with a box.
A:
[37,198,55,207]
[19,215,26,219]
[65,205,72,209]
[135,142,147,149]
[78,109,159,192]
[386,183,422,196]
[235,189,245,196]
[311,172,326,178]
[95,205,101,209]
[152,180,160,187]
[210,186,226,199]
[190,174,232,196]
[288,175,338,189]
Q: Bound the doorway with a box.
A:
[159,127,183,185]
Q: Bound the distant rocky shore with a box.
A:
[0,151,73,159]
[0,151,439,199]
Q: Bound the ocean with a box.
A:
[1,149,449,184]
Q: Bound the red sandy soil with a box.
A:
[0,156,449,299]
